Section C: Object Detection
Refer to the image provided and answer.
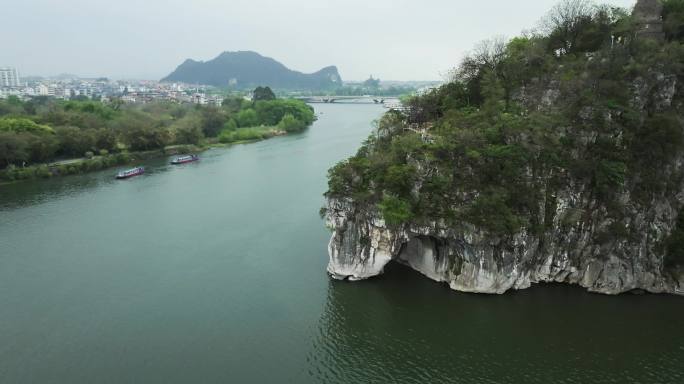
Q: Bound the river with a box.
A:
[0,104,683,383]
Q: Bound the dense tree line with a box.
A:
[0,90,315,168]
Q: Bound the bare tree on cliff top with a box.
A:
[457,37,508,82]
[542,0,596,54]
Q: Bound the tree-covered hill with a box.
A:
[323,0,684,294]
[162,51,342,90]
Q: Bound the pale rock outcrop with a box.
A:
[325,192,683,295]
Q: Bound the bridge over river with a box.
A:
[295,95,401,105]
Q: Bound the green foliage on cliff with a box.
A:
[325,0,684,242]
[378,194,414,226]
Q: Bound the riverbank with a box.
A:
[0,129,287,184]
[0,95,315,184]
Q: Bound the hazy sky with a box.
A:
[4,0,636,81]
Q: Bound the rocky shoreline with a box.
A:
[325,197,684,296]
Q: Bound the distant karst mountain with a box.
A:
[162,51,342,90]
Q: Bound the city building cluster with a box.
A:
[0,67,224,106]
[0,67,21,87]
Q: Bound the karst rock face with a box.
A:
[324,2,684,296]
[326,182,683,295]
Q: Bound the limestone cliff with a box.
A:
[323,1,684,295]
[325,178,684,294]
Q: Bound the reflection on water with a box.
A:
[310,263,684,384]
[1,173,106,210]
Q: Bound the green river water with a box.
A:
[1,104,683,383]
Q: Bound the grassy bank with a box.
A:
[0,144,201,183]
[217,126,286,144]
[0,126,294,184]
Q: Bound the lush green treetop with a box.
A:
[0,118,54,134]
[253,86,276,101]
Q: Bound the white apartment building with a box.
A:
[0,67,21,87]
[37,84,50,96]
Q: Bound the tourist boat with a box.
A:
[170,155,199,165]
[115,167,145,179]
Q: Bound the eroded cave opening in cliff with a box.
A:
[390,235,457,285]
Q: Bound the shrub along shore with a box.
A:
[0,129,292,183]
[0,144,192,182]
[0,87,315,182]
